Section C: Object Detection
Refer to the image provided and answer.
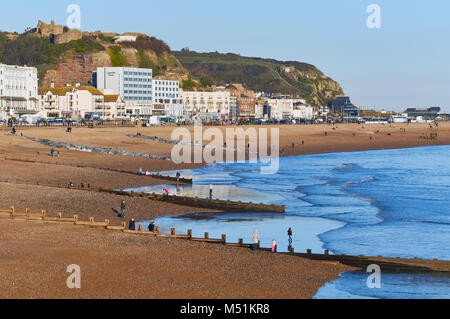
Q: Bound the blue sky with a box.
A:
[1,0,449,112]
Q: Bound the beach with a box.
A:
[0,122,449,299]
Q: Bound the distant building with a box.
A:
[0,64,39,120]
[153,79,180,104]
[151,79,182,119]
[225,84,256,118]
[182,90,233,120]
[38,85,104,119]
[328,96,360,117]
[405,107,441,120]
[113,35,137,43]
[94,67,153,118]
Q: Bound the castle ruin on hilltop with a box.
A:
[29,20,83,44]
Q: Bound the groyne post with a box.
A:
[222,234,226,244]
[171,228,176,236]
[205,232,209,239]
[187,230,192,239]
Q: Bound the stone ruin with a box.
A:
[33,20,82,44]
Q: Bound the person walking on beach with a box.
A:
[251,230,260,251]
[120,200,126,218]
[209,184,213,200]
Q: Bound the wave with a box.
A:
[332,163,357,171]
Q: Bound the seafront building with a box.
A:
[38,84,105,119]
[182,90,233,120]
[93,67,153,118]
[0,64,39,120]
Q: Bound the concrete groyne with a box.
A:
[101,189,286,213]
[24,136,171,161]
[0,157,192,184]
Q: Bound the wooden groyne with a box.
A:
[1,207,448,273]
[0,207,448,273]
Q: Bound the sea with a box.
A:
[128,145,450,299]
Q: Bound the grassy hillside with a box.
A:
[0,31,187,85]
[173,50,344,106]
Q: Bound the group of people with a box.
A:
[250,227,293,253]
[128,219,156,232]
[119,201,157,232]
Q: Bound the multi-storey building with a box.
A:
[0,64,38,120]
[153,79,180,104]
[225,84,255,119]
[182,90,232,120]
[266,98,297,120]
[94,67,153,118]
[38,85,105,119]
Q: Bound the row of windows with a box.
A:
[155,93,179,98]
[154,81,178,86]
[155,87,178,92]
[124,71,152,76]
[124,84,152,88]
[124,90,152,95]
[124,78,152,82]
[124,96,152,101]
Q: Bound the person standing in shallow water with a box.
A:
[251,230,259,251]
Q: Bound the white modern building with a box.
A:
[94,67,153,118]
[292,105,314,120]
[153,79,180,104]
[0,64,39,120]
[182,90,233,120]
[266,98,298,120]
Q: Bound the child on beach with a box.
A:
[272,239,277,253]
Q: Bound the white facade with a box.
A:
[153,79,180,104]
[38,86,105,119]
[113,35,137,43]
[266,98,298,120]
[292,106,314,120]
[0,64,38,120]
[182,90,232,119]
[95,67,153,107]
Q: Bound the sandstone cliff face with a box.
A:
[41,47,188,87]
[42,51,111,87]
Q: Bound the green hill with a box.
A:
[173,50,344,106]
